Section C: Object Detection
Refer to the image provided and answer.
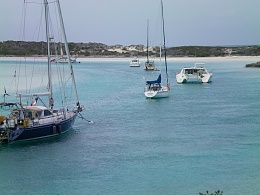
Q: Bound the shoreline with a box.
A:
[1,55,260,62]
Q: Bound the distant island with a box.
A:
[1,40,260,58]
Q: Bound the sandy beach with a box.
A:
[1,56,260,63]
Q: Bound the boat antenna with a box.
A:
[56,0,82,112]
[161,0,168,85]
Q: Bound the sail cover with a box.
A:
[146,74,161,85]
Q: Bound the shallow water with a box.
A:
[1,57,260,194]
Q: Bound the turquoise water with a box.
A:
[1,57,260,194]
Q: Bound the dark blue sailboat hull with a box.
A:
[12,113,77,142]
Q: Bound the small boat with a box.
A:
[143,20,156,71]
[54,56,77,63]
[129,57,140,67]
[144,60,155,70]
[51,44,77,63]
[144,74,170,98]
[176,63,213,83]
[0,0,83,143]
[144,0,170,99]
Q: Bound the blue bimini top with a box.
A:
[146,74,161,85]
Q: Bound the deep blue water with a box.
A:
[1,57,260,195]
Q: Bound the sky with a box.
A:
[1,0,260,47]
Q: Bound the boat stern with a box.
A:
[144,90,158,98]
[201,73,213,83]
[176,72,187,83]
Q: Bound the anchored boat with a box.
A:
[144,0,170,99]
[130,57,140,67]
[176,63,213,83]
[143,20,156,71]
[0,0,82,143]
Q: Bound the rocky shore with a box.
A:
[245,61,260,68]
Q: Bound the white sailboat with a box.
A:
[52,44,77,63]
[0,0,82,143]
[143,20,156,71]
[144,0,170,99]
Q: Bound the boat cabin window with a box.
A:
[148,83,161,91]
[24,109,42,119]
[35,111,42,118]
[185,69,194,74]
[43,109,52,116]
[185,69,206,74]
[24,110,32,118]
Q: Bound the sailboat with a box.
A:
[0,0,82,143]
[52,43,77,63]
[143,20,156,71]
[144,0,170,98]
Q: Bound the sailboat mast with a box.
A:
[56,0,81,111]
[159,13,162,74]
[146,20,149,62]
[161,0,168,85]
[44,0,53,109]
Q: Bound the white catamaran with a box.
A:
[176,63,213,83]
[144,0,170,98]
[0,0,83,143]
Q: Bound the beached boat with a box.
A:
[129,57,140,67]
[143,20,156,71]
[176,63,213,83]
[0,0,83,143]
[144,0,170,98]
